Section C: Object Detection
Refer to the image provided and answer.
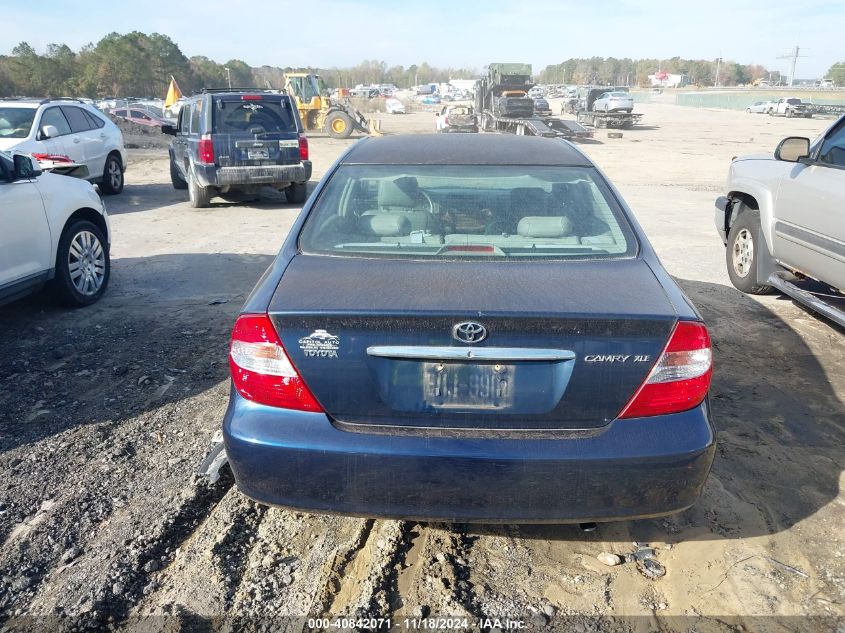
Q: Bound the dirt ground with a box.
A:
[1,103,843,633]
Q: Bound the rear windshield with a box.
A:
[786,98,802,105]
[299,164,637,260]
[0,107,36,139]
[212,97,296,134]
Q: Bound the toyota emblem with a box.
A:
[452,321,488,344]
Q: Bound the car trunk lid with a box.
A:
[269,255,679,431]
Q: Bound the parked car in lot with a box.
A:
[0,150,110,306]
[111,107,169,127]
[0,98,127,194]
[162,89,312,208]
[592,91,634,113]
[532,97,552,116]
[223,134,715,522]
[350,88,380,99]
[435,105,478,133]
[746,101,771,114]
[384,98,406,114]
[715,114,845,327]
[769,98,813,118]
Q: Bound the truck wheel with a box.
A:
[170,159,187,190]
[285,182,307,204]
[187,170,211,208]
[326,112,353,138]
[786,109,793,118]
[726,207,773,295]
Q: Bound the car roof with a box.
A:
[0,100,42,107]
[342,134,593,166]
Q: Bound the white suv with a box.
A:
[0,99,127,195]
[0,150,111,307]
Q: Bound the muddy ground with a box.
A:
[0,104,843,632]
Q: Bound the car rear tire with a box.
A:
[726,207,774,295]
[170,159,187,190]
[285,182,307,204]
[187,170,211,208]
[326,112,353,139]
[52,219,110,307]
[99,154,124,195]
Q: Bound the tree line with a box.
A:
[539,57,777,87]
[0,32,478,99]
[2,32,840,98]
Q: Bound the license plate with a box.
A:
[423,362,513,410]
[247,148,269,160]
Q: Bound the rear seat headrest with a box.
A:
[360,213,412,237]
[378,179,418,208]
[517,216,573,238]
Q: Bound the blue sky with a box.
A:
[2,0,841,78]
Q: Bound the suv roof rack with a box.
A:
[39,97,84,105]
[200,87,283,94]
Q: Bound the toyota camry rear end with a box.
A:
[222,134,715,523]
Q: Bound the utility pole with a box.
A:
[777,45,806,87]
[715,52,722,87]
[224,67,232,89]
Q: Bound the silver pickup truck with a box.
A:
[715,113,845,327]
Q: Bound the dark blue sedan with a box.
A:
[223,134,715,523]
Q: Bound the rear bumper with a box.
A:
[195,160,312,188]
[223,391,716,523]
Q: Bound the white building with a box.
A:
[648,72,688,88]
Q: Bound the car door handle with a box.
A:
[73,137,81,143]
[366,346,576,362]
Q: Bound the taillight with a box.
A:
[198,134,214,165]
[618,321,712,419]
[229,314,323,412]
[298,135,309,161]
[444,116,449,125]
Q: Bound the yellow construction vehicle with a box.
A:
[284,73,382,138]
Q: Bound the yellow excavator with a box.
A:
[284,73,382,138]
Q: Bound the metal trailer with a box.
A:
[567,86,643,129]
[810,103,845,117]
[576,109,643,129]
[474,64,593,141]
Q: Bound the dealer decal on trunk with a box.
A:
[299,330,340,358]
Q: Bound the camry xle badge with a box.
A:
[298,330,340,358]
[452,322,487,344]
[584,355,651,363]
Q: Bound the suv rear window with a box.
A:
[212,97,296,134]
[0,107,37,139]
[299,165,637,260]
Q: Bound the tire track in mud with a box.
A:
[316,520,411,619]
[78,473,235,626]
[309,518,375,619]
[128,483,266,622]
